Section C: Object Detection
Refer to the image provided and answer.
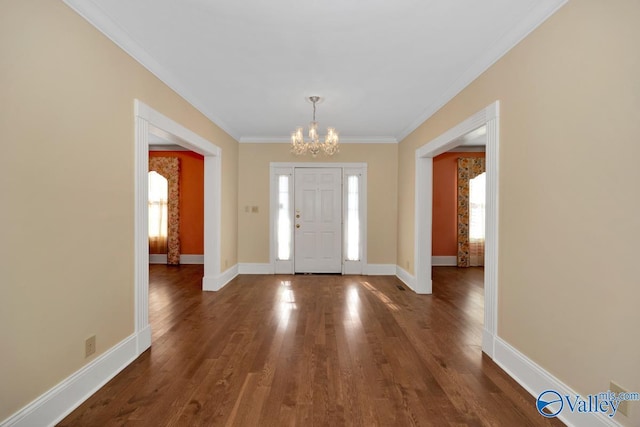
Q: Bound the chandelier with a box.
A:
[291,96,339,157]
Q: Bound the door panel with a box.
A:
[320,190,334,221]
[301,189,316,222]
[294,168,342,273]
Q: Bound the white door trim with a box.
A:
[134,100,222,355]
[269,162,367,275]
[414,101,499,357]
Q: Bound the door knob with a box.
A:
[296,224,300,229]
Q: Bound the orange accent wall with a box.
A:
[149,151,204,254]
[432,151,485,256]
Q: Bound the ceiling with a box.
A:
[64,0,565,143]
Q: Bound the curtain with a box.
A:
[149,157,180,265]
[457,157,485,267]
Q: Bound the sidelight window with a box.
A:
[277,174,292,260]
[345,175,360,261]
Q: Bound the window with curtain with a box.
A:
[148,171,168,254]
[469,172,486,266]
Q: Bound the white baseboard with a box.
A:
[149,254,166,264]
[238,263,274,274]
[343,262,363,275]
[432,256,457,266]
[494,337,620,427]
[395,266,416,292]
[149,254,204,264]
[203,264,237,292]
[366,264,396,275]
[235,263,397,276]
[136,325,152,355]
[482,327,495,359]
[202,275,216,291]
[0,334,139,427]
[180,254,204,264]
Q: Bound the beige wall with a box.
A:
[0,0,237,420]
[238,143,397,265]
[398,0,639,424]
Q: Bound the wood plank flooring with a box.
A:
[59,267,563,426]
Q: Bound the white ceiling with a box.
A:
[64,0,565,143]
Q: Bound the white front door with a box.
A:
[294,168,342,273]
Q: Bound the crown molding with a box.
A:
[62,0,241,141]
[239,136,398,144]
[395,0,568,142]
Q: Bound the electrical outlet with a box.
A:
[610,381,629,416]
[251,206,259,213]
[85,335,96,358]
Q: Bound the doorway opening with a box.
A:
[148,145,206,265]
[134,100,222,355]
[414,101,499,357]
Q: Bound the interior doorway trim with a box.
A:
[134,100,222,355]
[269,162,368,275]
[414,101,499,357]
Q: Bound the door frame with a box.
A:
[134,100,222,355]
[269,162,367,275]
[414,101,499,357]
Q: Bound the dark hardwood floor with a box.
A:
[59,266,563,426]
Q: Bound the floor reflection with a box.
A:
[346,285,360,318]
[360,281,399,311]
[277,280,296,327]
